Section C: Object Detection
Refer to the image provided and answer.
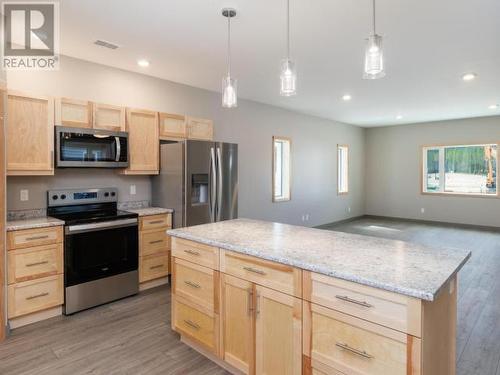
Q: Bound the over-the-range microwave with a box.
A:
[55,126,129,168]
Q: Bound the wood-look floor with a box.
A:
[0,217,498,374]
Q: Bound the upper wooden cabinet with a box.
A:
[7,91,54,176]
[55,98,92,128]
[121,108,159,174]
[186,116,213,140]
[93,102,126,131]
[159,112,186,140]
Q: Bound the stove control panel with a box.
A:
[48,188,118,207]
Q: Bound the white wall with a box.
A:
[6,56,365,227]
[365,115,500,227]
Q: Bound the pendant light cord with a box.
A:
[372,0,376,35]
[287,0,290,59]
[227,14,231,77]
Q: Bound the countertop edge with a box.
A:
[6,218,65,232]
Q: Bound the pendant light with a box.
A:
[363,0,385,79]
[280,0,297,96]
[222,8,237,108]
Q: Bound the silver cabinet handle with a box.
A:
[255,292,261,315]
[243,266,266,276]
[184,249,200,256]
[184,280,201,289]
[184,319,200,330]
[335,342,374,359]
[26,235,49,241]
[149,240,164,244]
[335,295,373,308]
[26,292,49,300]
[247,288,254,316]
[150,264,164,270]
[148,220,165,225]
[26,260,49,267]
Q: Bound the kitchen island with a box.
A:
[167,218,470,375]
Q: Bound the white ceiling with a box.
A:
[59,0,500,127]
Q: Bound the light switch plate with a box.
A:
[20,189,29,201]
[130,185,136,195]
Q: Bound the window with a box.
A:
[273,136,291,202]
[422,144,497,195]
[338,145,349,194]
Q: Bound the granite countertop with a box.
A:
[125,207,174,216]
[7,216,65,231]
[168,218,471,301]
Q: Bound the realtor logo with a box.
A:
[2,1,60,70]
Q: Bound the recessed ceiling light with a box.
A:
[396,115,403,120]
[342,94,352,101]
[137,59,150,67]
[461,73,477,81]
[489,104,499,110]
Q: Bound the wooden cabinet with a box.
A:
[55,97,92,128]
[159,112,186,140]
[7,226,63,250]
[172,237,219,270]
[186,116,213,140]
[8,243,63,284]
[121,108,159,175]
[92,102,126,131]
[6,91,54,175]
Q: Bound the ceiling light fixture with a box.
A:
[137,59,150,67]
[342,94,352,101]
[489,104,499,110]
[280,0,297,96]
[396,115,403,120]
[222,8,237,108]
[462,73,477,81]
[364,0,385,79]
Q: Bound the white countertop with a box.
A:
[7,216,65,231]
[168,218,471,301]
[125,207,173,216]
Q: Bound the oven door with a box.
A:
[64,218,138,287]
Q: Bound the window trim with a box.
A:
[420,142,499,198]
[272,136,292,203]
[337,144,349,195]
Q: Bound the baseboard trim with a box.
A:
[139,276,169,291]
[315,215,364,229]
[9,306,62,329]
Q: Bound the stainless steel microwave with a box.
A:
[55,126,129,168]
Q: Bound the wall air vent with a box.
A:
[94,40,120,50]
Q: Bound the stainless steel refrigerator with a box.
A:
[152,140,238,228]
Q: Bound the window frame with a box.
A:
[272,136,291,202]
[337,144,349,195]
[421,142,499,198]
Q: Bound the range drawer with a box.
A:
[221,250,302,297]
[174,258,215,311]
[140,253,170,282]
[7,226,63,250]
[139,214,171,231]
[172,238,219,270]
[141,230,170,256]
[304,272,422,337]
[8,243,63,284]
[173,298,216,353]
[310,303,421,375]
[8,274,64,318]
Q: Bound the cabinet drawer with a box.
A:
[140,253,170,282]
[221,250,301,297]
[7,226,63,250]
[310,303,421,375]
[172,238,219,270]
[139,214,171,231]
[8,274,64,318]
[305,272,421,337]
[311,359,346,375]
[8,243,63,284]
[173,298,216,352]
[141,230,170,256]
[174,258,215,311]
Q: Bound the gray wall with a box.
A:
[365,115,500,227]
[6,56,365,227]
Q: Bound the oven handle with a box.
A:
[65,218,138,234]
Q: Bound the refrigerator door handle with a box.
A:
[216,147,223,221]
[209,147,217,222]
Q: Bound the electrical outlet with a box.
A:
[130,185,136,195]
[20,189,29,201]
[348,206,351,213]
[301,214,305,222]
[305,214,310,221]
[421,207,425,214]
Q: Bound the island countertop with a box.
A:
[168,218,471,301]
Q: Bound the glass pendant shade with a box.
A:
[222,75,237,108]
[364,34,385,79]
[280,59,297,96]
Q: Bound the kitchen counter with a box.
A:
[168,218,470,301]
[125,207,173,216]
[6,216,65,231]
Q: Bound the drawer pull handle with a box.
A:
[149,240,164,244]
[256,292,261,315]
[184,280,201,289]
[148,220,165,224]
[26,292,49,300]
[25,235,50,241]
[335,295,373,308]
[247,288,254,316]
[150,264,164,270]
[184,249,200,256]
[335,342,374,359]
[184,319,200,330]
[26,260,49,267]
[243,266,266,276]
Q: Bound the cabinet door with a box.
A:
[255,285,302,375]
[122,108,159,174]
[186,116,213,140]
[55,98,92,128]
[7,91,54,175]
[93,102,126,131]
[159,112,186,140]
[222,274,254,375]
